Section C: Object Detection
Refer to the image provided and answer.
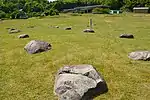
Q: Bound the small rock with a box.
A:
[64,27,72,30]
[83,29,95,33]
[128,51,150,61]
[120,34,134,38]
[24,40,52,54]
[8,28,20,34]
[54,64,108,100]
[18,34,29,38]
[55,26,59,28]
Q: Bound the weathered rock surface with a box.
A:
[120,34,134,38]
[64,27,72,30]
[24,40,51,54]
[83,29,95,33]
[18,34,29,38]
[54,65,108,100]
[128,51,150,61]
[8,28,20,34]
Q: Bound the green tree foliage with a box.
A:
[0,0,59,19]
[0,0,150,19]
[61,0,150,11]
[0,10,6,18]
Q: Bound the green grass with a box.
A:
[0,13,150,100]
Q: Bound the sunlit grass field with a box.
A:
[0,13,150,100]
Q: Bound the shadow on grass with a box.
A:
[81,82,108,100]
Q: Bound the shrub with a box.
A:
[92,8,110,14]
[77,10,85,14]
[0,10,6,18]
[70,13,82,16]
[10,11,17,19]
[42,9,59,16]
[49,9,59,16]
[43,10,49,16]
[32,12,41,17]
[10,10,28,19]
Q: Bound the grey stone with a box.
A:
[24,40,51,54]
[128,51,150,61]
[18,34,29,38]
[83,29,95,33]
[64,27,72,30]
[8,28,20,34]
[120,34,134,38]
[55,26,59,28]
[54,65,108,100]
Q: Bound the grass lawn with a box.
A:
[0,13,150,100]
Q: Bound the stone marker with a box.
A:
[54,64,108,100]
[8,28,20,34]
[64,27,72,30]
[18,34,29,38]
[24,40,51,54]
[120,34,134,38]
[128,51,150,61]
[83,29,95,33]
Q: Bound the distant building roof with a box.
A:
[63,5,110,13]
[75,5,110,10]
[133,7,149,10]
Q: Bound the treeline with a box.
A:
[0,0,150,19]
[58,0,150,11]
[0,0,59,19]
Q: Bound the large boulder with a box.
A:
[8,28,20,34]
[54,65,108,100]
[18,34,29,38]
[83,29,95,33]
[120,34,134,38]
[128,51,150,61]
[24,40,51,54]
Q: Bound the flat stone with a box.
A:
[128,51,150,61]
[55,26,59,28]
[18,34,29,38]
[120,34,134,38]
[83,29,95,33]
[64,27,72,30]
[8,28,20,34]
